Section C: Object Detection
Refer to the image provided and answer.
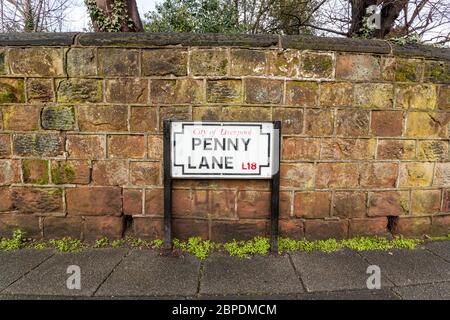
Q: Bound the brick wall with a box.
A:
[0,33,448,241]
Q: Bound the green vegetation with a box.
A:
[0,229,26,251]
[49,237,85,253]
[0,229,442,259]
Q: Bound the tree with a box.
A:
[0,0,74,32]
[85,0,143,31]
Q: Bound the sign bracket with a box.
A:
[163,120,281,253]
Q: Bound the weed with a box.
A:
[173,237,216,260]
[111,239,125,248]
[0,229,26,251]
[224,237,270,258]
[49,237,85,253]
[94,237,110,248]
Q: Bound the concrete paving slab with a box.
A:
[296,288,400,300]
[361,247,450,286]
[425,240,450,262]
[290,249,392,292]
[3,248,127,297]
[199,253,303,296]
[0,249,54,292]
[393,281,450,300]
[95,250,201,297]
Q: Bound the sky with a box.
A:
[67,0,158,31]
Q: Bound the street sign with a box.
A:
[163,120,281,253]
[170,122,279,179]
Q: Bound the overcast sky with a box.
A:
[68,0,158,31]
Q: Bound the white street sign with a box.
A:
[170,122,279,179]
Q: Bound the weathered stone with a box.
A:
[145,188,164,215]
[320,138,375,160]
[406,112,449,138]
[244,78,283,104]
[0,134,11,158]
[282,137,320,160]
[377,139,416,160]
[78,105,128,132]
[83,216,124,241]
[267,49,301,77]
[190,49,228,76]
[354,83,394,108]
[280,163,315,189]
[56,79,102,103]
[336,54,381,80]
[333,191,366,218]
[417,140,448,161]
[320,82,353,107]
[142,49,187,76]
[106,78,148,104]
[399,162,434,187]
[0,160,20,185]
[279,219,304,239]
[211,220,266,242]
[12,187,63,213]
[66,48,97,77]
[147,135,163,160]
[315,163,360,189]
[176,218,210,240]
[130,106,158,133]
[301,52,334,79]
[371,110,404,136]
[433,163,450,187]
[41,105,75,130]
[285,81,318,107]
[107,135,145,159]
[294,192,331,218]
[0,214,41,239]
[130,161,161,186]
[222,106,271,121]
[0,79,24,103]
[0,187,13,212]
[193,106,222,121]
[51,160,90,185]
[98,48,139,76]
[13,133,64,157]
[66,134,105,159]
[206,80,242,103]
[26,78,54,103]
[359,163,398,188]
[304,219,348,240]
[22,159,49,184]
[66,186,122,216]
[368,191,409,217]
[438,86,449,110]
[396,84,437,110]
[150,79,203,104]
[392,216,431,237]
[272,108,303,134]
[8,48,63,76]
[424,60,450,84]
[230,49,267,76]
[132,217,163,239]
[43,216,82,239]
[349,218,389,237]
[411,189,441,215]
[159,106,191,130]
[0,50,5,74]
[336,109,370,136]
[304,109,334,135]
[92,160,128,186]
[431,215,450,236]
[2,105,40,130]
[382,57,423,82]
[123,188,142,215]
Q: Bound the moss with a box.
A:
[51,162,75,184]
[0,80,24,103]
[22,160,49,185]
[395,63,418,82]
[303,54,333,75]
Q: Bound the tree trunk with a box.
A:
[93,0,143,32]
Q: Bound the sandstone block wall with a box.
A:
[0,33,448,241]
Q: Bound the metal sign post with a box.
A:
[163,120,281,252]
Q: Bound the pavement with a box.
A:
[1,240,450,300]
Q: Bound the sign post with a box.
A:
[163,120,281,252]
